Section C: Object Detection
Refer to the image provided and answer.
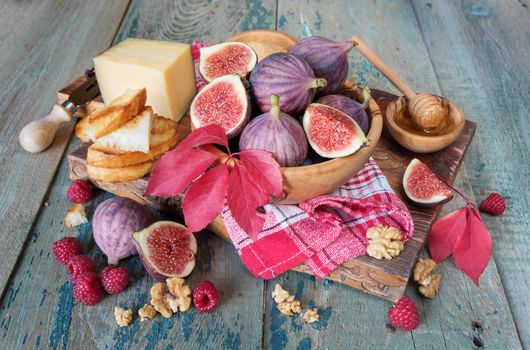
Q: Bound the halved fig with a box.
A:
[199,42,257,82]
[402,158,453,206]
[190,74,250,138]
[302,103,367,158]
[133,221,197,281]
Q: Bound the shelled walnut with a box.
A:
[272,284,291,304]
[277,300,301,316]
[303,309,319,323]
[138,304,157,321]
[150,283,173,318]
[366,225,404,259]
[114,307,133,327]
[166,277,192,312]
[413,258,441,298]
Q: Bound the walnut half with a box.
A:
[413,258,441,298]
[166,277,192,312]
[303,309,319,323]
[150,283,173,318]
[114,307,133,327]
[366,225,404,259]
[138,304,157,321]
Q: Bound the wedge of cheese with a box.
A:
[93,107,153,154]
[94,38,196,122]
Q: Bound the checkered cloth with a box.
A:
[191,41,414,279]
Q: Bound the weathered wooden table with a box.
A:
[0,1,528,349]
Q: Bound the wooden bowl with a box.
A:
[385,95,465,153]
[207,84,383,204]
[227,29,298,51]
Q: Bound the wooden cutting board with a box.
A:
[62,76,476,302]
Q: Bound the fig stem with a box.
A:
[310,78,327,89]
[444,181,476,208]
[360,87,372,109]
[270,95,281,121]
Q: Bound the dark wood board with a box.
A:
[63,76,476,302]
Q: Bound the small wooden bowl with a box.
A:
[385,95,465,153]
[227,29,298,51]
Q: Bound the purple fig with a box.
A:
[290,36,356,94]
[239,95,308,167]
[249,53,327,115]
[318,87,371,133]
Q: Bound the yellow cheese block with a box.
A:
[93,38,196,122]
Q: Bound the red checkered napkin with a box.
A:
[191,41,414,279]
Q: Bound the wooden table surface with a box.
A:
[0,1,528,349]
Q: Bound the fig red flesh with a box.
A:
[303,103,366,158]
[190,75,250,138]
[133,221,197,280]
[199,42,257,82]
[403,158,452,206]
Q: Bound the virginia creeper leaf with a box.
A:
[238,150,283,198]
[182,164,229,232]
[428,207,468,262]
[145,148,218,196]
[453,207,492,285]
[176,124,229,152]
[227,163,269,240]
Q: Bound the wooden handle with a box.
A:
[19,104,71,153]
[351,36,417,100]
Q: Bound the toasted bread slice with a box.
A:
[92,106,153,154]
[75,117,92,143]
[87,88,146,139]
[87,116,178,168]
[87,161,153,182]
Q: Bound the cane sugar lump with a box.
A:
[94,38,196,122]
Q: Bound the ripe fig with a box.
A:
[93,197,155,265]
[290,36,355,94]
[133,221,197,281]
[402,158,453,207]
[303,103,367,158]
[190,74,250,138]
[239,95,308,167]
[249,53,327,115]
[318,87,371,134]
[199,42,257,82]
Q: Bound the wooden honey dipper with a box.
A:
[351,36,448,130]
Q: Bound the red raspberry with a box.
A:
[52,237,81,265]
[479,193,506,216]
[100,266,130,295]
[387,296,420,331]
[67,180,92,204]
[66,255,96,279]
[193,280,219,312]
[73,273,103,305]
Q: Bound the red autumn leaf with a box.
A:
[227,163,269,240]
[453,207,492,285]
[238,150,283,198]
[176,124,228,152]
[182,164,229,232]
[145,148,218,196]
[428,207,468,262]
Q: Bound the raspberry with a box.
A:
[73,273,103,305]
[387,296,419,331]
[66,255,96,279]
[52,237,81,265]
[479,193,506,216]
[67,180,92,204]
[192,280,219,312]
[100,266,130,295]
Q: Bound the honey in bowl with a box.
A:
[394,100,457,136]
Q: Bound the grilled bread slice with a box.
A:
[87,161,153,182]
[87,115,178,168]
[92,106,153,154]
[84,88,147,139]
